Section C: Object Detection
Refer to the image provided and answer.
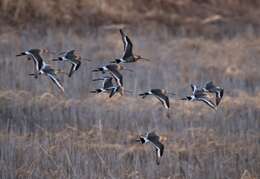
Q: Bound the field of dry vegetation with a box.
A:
[0,0,260,179]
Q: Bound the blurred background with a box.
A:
[0,0,259,178]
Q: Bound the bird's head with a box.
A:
[160,89,167,94]
[74,52,81,60]
[117,64,124,70]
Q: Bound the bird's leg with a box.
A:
[135,54,151,61]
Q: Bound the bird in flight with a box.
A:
[202,81,224,106]
[52,50,82,77]
[91,74,124,98]
[36,63,65,92]
[139,89,174,109]
[16,48,48,78]
[136,131,164,165]
[92,64,131,87]
[181,84,216,110]
[17,48,64,92]
[110,29,150,64]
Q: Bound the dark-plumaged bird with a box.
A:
[16,48,48,78]
[181,84,216,110]
[91,76,124,98]
[17,50,65,92]
[92,64,130,87]
[52,50,81,77]
[136,131,164,165]
[90,76,114,94]
[37,63,65,92]
[139,89,174,109]
[110,29,150,64]
[202,81,224,106]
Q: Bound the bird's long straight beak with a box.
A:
[90,90,97,93]
[91,68,99,72]
[179,97,187,100]
[28,73,38,79]
[52,58,60,61]
[16,52,26,56]
[92,78,104,81]
[135,138,141,142]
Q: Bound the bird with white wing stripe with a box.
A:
[202,81,224,106]
[139,89,175,109]
[17,48,65,92]
[181,84,216,110]
[52,50,84,77]
[110,29,150,64]
[16,48,48,78]
[136,131,164,165]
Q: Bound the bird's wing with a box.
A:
[103,77,114,89]
[153,91,170,109]
[155,148,161,165]
[198,97,216,110]
[28,52,43,71]
[139,92,150,98]
[191,84,197,95]
[120,29,127,51]
[108,67,123,87]
[122,36,133,60]
[149,139,164,165]
[46,70,64,92]
[147,132,160,142]
[64,50,76,59]
[155,143,164,165]
[204,81,215,91]
[68,64,75,77]
[120,29,133,60]
[216,88,224,106]
[109,87,118,98]
[68,60,81,77]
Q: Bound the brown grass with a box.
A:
[1,0,260,37]
[0,28,260,178]
[0,1,260,178]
